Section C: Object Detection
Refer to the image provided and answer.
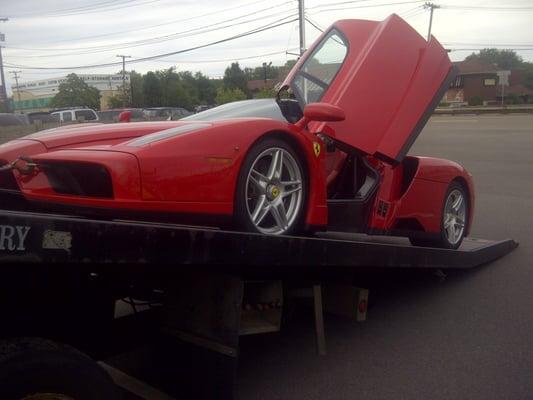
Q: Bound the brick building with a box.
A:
[443,60,533,105]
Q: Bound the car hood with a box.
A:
[23,121,188,149]
[282,14,454,164]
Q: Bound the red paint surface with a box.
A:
[0,15,473,237]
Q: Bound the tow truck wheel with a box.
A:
[0,338,120,400]
[235,138,306,235]
[410,181,468,249]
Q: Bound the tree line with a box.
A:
[49,60,297,111]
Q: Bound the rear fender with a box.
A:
[369,156,474,234]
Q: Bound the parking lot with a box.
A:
[1,114,532,399]
[238,114,533,400]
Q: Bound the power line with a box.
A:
[440,5,533,11]
[5,5,297,58]
[7,0,276,45]
[449,48,533,52]
[443,42,533,47]
[307,0,425,14]
[307,0,379,10]
[7,0,165,18]
[305,17,324,33]
[3,17,299,70]
[152,49,300,64]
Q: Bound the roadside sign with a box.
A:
[496,70,511,86]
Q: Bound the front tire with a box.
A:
[410,181,468,249]
[0,338,120,400]
[235,137,307,235]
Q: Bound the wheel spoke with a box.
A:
[282,181,302,198]
[452,195,463,211]
[251,195,269,225]
[270,201,289,231]
[443,213,453,229]
[446,223,455,240]
[267,150,283,180]
[249,169,267,192]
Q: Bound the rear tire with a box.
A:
[410,181,468,249]
[235,137,307,235]
[0,337,120,400]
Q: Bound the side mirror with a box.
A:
[295,102,345,128]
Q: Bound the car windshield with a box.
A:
[292,29,348,105]
[183,99,287,122]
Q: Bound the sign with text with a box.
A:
[496,70,511,86]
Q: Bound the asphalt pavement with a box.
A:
[238,114,533,400]
[2,114,532,399]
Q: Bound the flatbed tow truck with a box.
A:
[0,209,517,400]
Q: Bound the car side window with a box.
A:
[293,29,348,105]
[75,110,97,121]
[63,112,72,122]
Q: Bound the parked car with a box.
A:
[194,105,212,113]
[51,108,99,123]
[98,108,145,123]
[0,113,30,126]
[143,107,192,120]
[0,15,473,248]
[27,112,57,124]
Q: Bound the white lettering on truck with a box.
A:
[0,225,31,251]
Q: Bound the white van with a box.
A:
[51,108,99,123]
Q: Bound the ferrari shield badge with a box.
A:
[313,142,321,157]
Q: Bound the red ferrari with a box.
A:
[0,14,473,248]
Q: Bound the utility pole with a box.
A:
[298,0,306,56]
[116,54,131,107]
[423,2,440,41]
[262,61,272,87]
[0,18,8,111]
[9,70,21,111]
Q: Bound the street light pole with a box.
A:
[116,54,131,107]
[298,0,306,56]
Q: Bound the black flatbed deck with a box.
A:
[0,209,518,269]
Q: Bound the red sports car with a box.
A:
[0,14,473,248]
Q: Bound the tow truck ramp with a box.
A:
[0,209,518,400]
[0,209,517,268]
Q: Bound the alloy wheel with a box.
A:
[245,147,303,235]
[443,188,466,246]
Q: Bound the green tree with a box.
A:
[523,62,533,90]
[143,71,162,107]
[156,68,196,110]
[223,62,248,94]
[50,73,101,110]
[106,94,124,109]
[465,49,524,69]
[194,72,217,105]
[129,71,144,107]
[215,87,246,105]
[254,87,276,99]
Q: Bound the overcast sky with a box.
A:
[1,0,532,94]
